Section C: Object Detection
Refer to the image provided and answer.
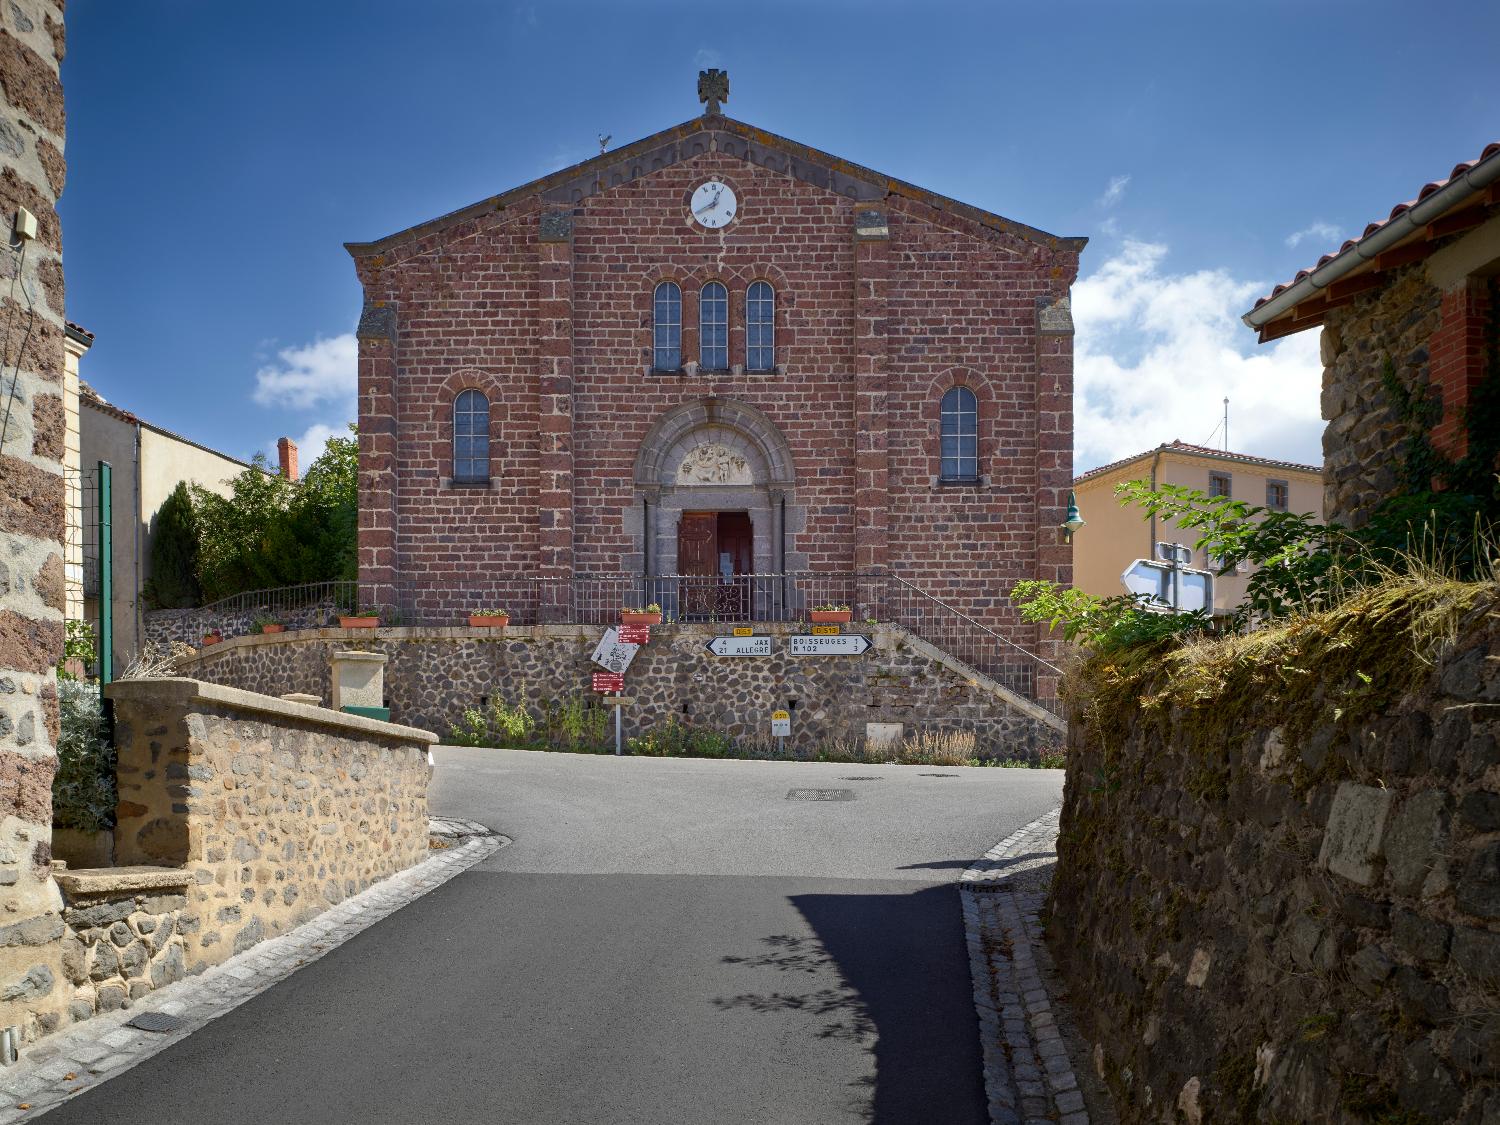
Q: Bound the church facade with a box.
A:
[346,75,1084,684]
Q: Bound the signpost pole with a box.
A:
[615,696,622,756]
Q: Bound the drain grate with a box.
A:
[127,1011,187,1034]
[919,773,960,778]
[786,788,855,802]
[838,776,882,782]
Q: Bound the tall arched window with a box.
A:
[939,386,978,483]
[453,390,490,482]
[700,281,728,370]
[746,281,774,371]
[653,282,681,371]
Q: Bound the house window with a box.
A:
[746,281,775,371]
[1209,472,1232,498]
[1266,480,1289,511]
[939,386,979,482]
[453,390,490,482]
[653,282,681,371]
[700,282,728,370]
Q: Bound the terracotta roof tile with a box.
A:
[1074,440,1321,485]
[1253,141,1500,310]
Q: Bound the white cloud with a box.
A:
[1285,220,1342,249]
[252,333,356,411]
[693,47,723,69]
[1097,174,1130,209]
[1073,239,1325,474]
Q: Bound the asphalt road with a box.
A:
[42,750,1064,1125]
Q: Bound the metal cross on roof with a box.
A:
[698,69,729,115]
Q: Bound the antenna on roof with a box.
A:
[1223,397,1229,452]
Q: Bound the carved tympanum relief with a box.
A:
[676,442,752,485]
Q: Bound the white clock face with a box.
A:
[690,180,737,228]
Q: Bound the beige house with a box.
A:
[62,322,93,623]
[1072,441,1323,617]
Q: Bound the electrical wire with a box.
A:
[0,233,36,450]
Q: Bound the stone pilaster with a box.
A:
[852,209,891,576]
[356,304,399,612]
[537,211,576,593]
[1034,294,1075,701]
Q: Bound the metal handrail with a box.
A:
[884,574,1063,677]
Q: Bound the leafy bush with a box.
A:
[56,620,97,681]
[628,717,738,758]
[448,699,538,748]
[1010,578,1210,655]
[540,695,610,751]
[53,681,114,832]
[143,482,201,609]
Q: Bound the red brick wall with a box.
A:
[353,137,1078,655]
[1430,277,1493,461]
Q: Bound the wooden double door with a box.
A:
[677,511,753,619]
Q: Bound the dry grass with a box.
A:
[117,641,195,680]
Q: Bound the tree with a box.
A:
[143,481,201,608]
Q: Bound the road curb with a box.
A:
[0,824,509,1122]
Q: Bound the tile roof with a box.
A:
[1253,141,1500,311]
[1074,440,1321,485]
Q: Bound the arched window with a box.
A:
[653,282,681,371]
[700,281,728,370]
[746,281,774,371]
[939,386,978,483]
[453,390,490,482]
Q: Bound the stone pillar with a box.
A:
[331,650,388,719]
[852,209,891,576]
[1429,276,1491,462]
[537,211,576,618]
[1034,294,1075,704]
[356,304,399,613]
[0,0,72,1042]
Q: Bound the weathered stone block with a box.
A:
[0,913,63,946]
[1451,926,1500,985]
[95,982,126,1012]
[1457,842,1500,920]
[88,941,118,981]
[1449,1014,1500,1078]
[1391,909,1450,964]
[0,964,53,1002]
[1318,783,1393,886]
[1384,789,1451,896]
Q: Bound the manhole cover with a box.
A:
[786,788,855,802]
[127,1011,187,1034]
[839,776,882,781]
[920,773,960,778]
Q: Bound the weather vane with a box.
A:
[698,69,728,116]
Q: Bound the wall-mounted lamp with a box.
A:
[1061,490,1085,542]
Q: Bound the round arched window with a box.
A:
[939,387,978,483]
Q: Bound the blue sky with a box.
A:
[61,0,1500,474]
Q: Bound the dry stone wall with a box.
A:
[142,596,341,653]
[172,623,1061,760]
[107,678,434,974]
[1049,592,1500,1123]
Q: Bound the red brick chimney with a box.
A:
[277,436,299,482]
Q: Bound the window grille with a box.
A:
[746,281,774,371]
[700,282,728,370]
[453,390,490,482]
[939,386,978,482]
[653,282,681,371]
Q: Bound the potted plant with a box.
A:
[338,608,380,629]
[621,603,663,627]
[201,631,223,646]
[469,607,510,628]
[252,615,285,635]
[811,604,853,624]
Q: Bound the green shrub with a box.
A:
[56,620,97,681]
[53,681,114,832]
[143,482,201,609]
[448,698,537,748]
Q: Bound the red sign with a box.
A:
[618,624,651,645]
[592,672,625,693]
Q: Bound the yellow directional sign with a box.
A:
[811,625,840,636]
[732,627,753,637]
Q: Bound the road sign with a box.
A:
[732,626,753,637]
[618,624,651,645]
[706,636,772,657]
[590,627,639,674]
[810,624,840,636]
[1121,559,1214,613]
[1155,542,1193,565]
[771,709,791,737]
[788,634,871,656]
[592,672,625,693]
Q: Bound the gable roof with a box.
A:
[1074,440,1321,486]
[345,112,1087,258]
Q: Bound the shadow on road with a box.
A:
[713,883,987,1124]
[897,851,1051,873]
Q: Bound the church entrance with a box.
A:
[677,511,753,619]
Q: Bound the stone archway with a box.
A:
[627,397,803,577]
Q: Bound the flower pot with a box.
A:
[339,616,379,629]
[201,634,222,647]
[810,610,852,624]
[621,611,662,627]
[469,615,510,628]
[261,624,286,634]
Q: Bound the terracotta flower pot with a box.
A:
[339,616,379,629]
[202,634,222,646]
[621,611,662,627]
[469,615,510,628]
[810,610,852,624]
[261,624,286,634]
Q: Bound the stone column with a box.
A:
[1034,294,1075,704]
[0,0,72,1041]
[356,304,399,613]
[852,209,891,576]
[537,211,576,619]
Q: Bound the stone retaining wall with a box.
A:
[107,678,435,974]
[1049,595,1500,1123]
[172,623,1061,760]
[142,596,340,653]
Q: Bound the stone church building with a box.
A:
[346,74,1083,691]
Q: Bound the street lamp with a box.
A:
[1061,490,1085,541]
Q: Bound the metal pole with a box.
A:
[615,698,622,756]
[97,460,113,684]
